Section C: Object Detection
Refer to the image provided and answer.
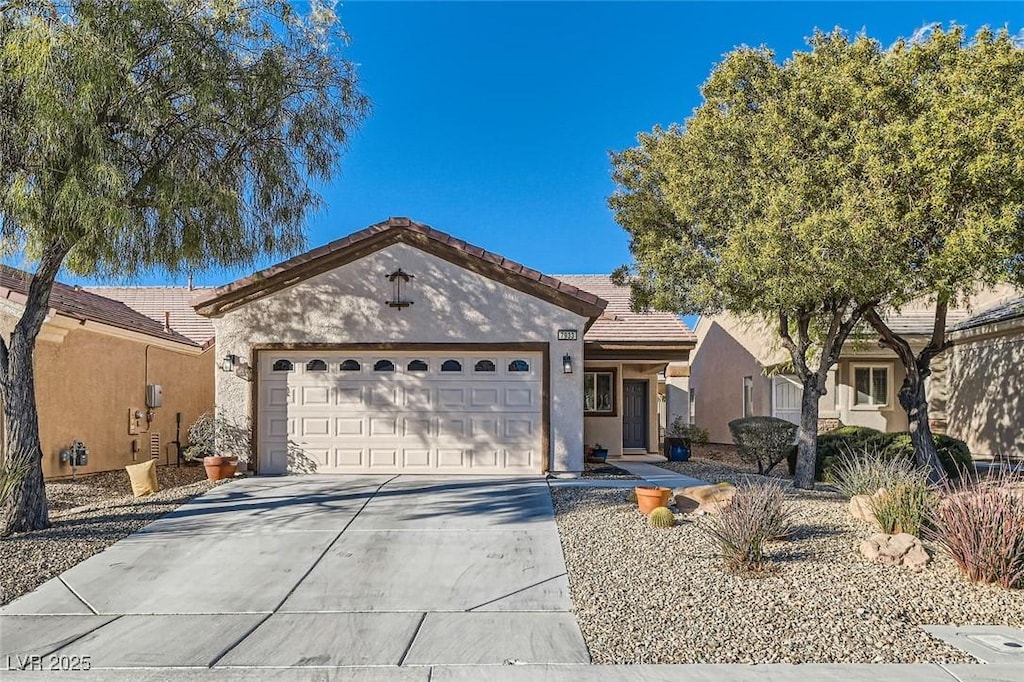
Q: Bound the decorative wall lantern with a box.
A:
[386,268,414,309]
[221,353,238,372]
[562,354,573,374]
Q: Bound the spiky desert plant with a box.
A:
[830,443,929,497]
[871,482,936,536]
[928,473,1024,589]
[696,481,795,573]
[626,490,637,503]
[648,506,675,528]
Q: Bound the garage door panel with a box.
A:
[259,350,543,474]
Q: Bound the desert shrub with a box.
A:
[830,443,929,498]
[648,507,675,528]
[864,432,973,480]
[871,482,936,536]
[626,489,637,503]
[183,410,252,462]
[697,481,795,573]
[928,474,1024,589]
[786,425,882,477]
[667,417,709,444]
[728,417,797,475]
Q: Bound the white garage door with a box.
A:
[257,350,544,475]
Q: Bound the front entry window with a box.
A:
[584,371,615,414]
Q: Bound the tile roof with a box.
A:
[878,311,971,336]
[85,286,215,345]
[192,217,608,319]
[951,296,1024,331]
[553,275,696,344]
[0,266,198,346]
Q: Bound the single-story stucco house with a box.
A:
[0,266,215,478]
[193,217,696,477]
[688,286,1022,460]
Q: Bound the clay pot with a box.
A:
[203,456,238,481]
[635,486,672,515]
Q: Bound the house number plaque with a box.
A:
[557,329,578,341]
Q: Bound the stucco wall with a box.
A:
[581,362,661,457]
[0,309,213,478]
[211,242,588,475]
[946,324,1024,459]
[832,357,909,432]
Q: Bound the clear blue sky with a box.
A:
[66,1,1024,287]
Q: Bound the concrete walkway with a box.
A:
[1,475,589,672]
[549,459,706,489]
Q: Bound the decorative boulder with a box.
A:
[849,488,888,527]
[859,532,930,572]
[673,482,736,514]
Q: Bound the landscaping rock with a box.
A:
[859,532,930,572]
[673,482,736,514]
[849,488,887,527]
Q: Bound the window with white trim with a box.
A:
[853,365,889,407]
[584,371,615,414]
[742,376,754,417]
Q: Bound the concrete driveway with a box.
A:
[1,475,589,672]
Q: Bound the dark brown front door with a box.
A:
[622,380,647,450]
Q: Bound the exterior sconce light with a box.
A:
[386,268,414,309]
[221,353,238,372]
[562,354,573,374]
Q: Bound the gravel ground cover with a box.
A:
[1,465,223,605]
[553,461,1024,664]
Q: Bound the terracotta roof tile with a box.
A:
[554,275,696,344]
[0,265,198,346]
[84,285,215,345]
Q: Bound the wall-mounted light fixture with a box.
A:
[386,268,414,309]
[562,354,573,374]
[221,353,238,372]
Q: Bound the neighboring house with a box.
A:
[193,217,696,476]
[0,266,215,478]
[942,296,1024,461]
[689,287,1020,452]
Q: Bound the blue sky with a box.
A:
[64,1,1024,287]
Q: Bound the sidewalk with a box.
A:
[549,458,706,489]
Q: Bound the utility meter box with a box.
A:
[146,384,163,408]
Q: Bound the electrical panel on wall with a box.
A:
[146,384,163,408]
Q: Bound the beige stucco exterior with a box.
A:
[0,304,214,479]
[582,362,663,457]
[209,242,588,475]
[945,318,1024,459]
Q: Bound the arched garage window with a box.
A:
[441,359,462,372]
[474,359,496,373]
[374,359,395,372]
[305,359,328,372]
[407,359,429,372]
[272,359,294,372]
[339,359,361,371]
[508,359,530,373]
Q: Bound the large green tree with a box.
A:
[610,31,905,489]
[857,27,1024,483]
[0,0,368,533]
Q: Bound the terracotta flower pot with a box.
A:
[635,486,672,515]
[203,456,238,481]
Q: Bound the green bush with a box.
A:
[871,482,936,536]
[830,443,928,498]
[786,427,972,482]
[786,425,882,477]
[729,416,798,475]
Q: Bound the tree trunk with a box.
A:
[793,379,822,489]
[898,363,945,486]
[0,240,71,536]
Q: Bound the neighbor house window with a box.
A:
[853,365,889,407]
[742,376,754,417]
[689,389,696,421]
[584,370,615,414]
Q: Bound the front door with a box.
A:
[622,380,648,450]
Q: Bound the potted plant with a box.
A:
[184,411,251,481]
[635,486,672,514]
[585,443,609,463]
[663,418,708,462]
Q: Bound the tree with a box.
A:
[610,31,905,488]
[856,27,1024,483]
[0,0,368,534]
